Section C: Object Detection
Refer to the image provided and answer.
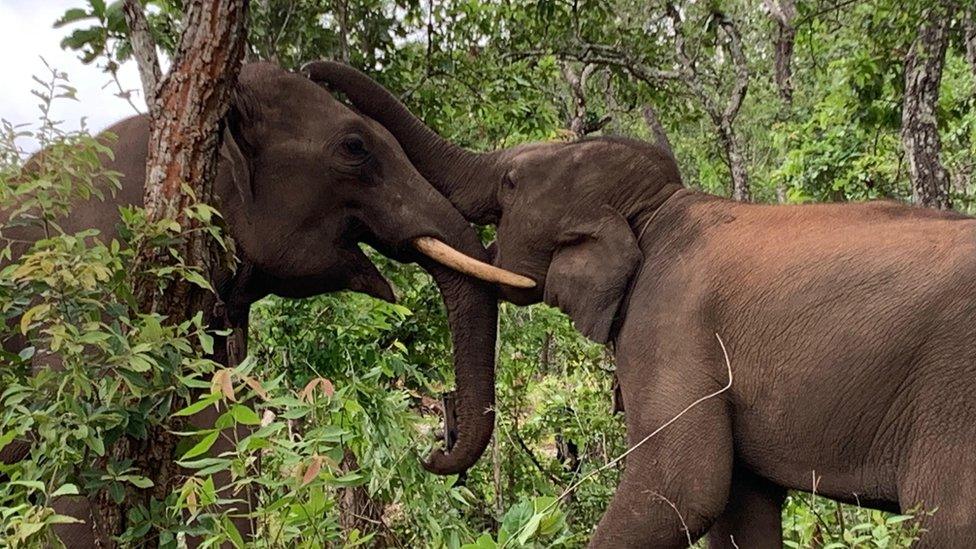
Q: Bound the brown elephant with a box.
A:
[308,61,976,548]
[0,62,532,545]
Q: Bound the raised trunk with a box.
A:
[304,62,500,475]
[304,61,501,223]
[902,2,953,210]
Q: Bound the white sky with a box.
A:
[0,0,145,151]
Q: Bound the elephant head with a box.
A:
[218,63,531,299]
[75,63,530,476]
[302,62,684,467]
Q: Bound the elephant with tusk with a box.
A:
[1,61,528,545]
[308,60,976,548]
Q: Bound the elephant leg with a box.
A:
[588,368,733,548]
[707,467,784,549]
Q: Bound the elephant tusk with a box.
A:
[412,237,536,289]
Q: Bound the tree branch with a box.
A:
[121,0,162,113]
[715,12,749,123]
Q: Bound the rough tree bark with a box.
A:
[339,450,384,539]
[121,0,161,113]
[560,62,611,138]
[89,1,248,544]
[334,0,351,63]
[964,8,976,81]
[136,0,249,316]
[902,1,953,210]
[642,105,675,159]
[763,0,797,108]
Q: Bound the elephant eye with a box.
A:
[502,173,516,190]
[341,134,369,159]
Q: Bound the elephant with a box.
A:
[307,61,976,548]
[0,61,533,545]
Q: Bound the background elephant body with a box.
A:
[2,62,504,545]
[312,62,976,547]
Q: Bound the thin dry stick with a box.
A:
[645,489,693,548]
[500,333,735,548]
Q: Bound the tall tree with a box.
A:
[964,8,976,79]
[88,0,249,543]
[902,1,953,209]
[764,0,798,110]
[666,4,752,201]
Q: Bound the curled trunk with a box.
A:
[421,260,497,474]
[416,220,498,473]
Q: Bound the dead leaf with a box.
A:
[186,487,198,515]
[299,377,335,402]
[260,409,276,427]
[299,378,318,403]
[302,455,324,486]
[243,375,269,401]
[320,379,335,397]
[211,369,237,402]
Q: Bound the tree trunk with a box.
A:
[339,449,382,537]
[665,3,751,202]
[641,105,675,159]
[720,123,751,202]
[902,2,953,210]
[561,62,610,138]
[964,9,976,81]
[137,0,249,315]
[764,0,797,108]
[334,0,351,63]
[96,1,248,544]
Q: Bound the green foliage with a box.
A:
[6,0,969,546]
[0,69,222,547]
[782,494,930,548]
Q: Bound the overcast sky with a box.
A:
[0,0,145,151]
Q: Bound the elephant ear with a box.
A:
[543,206,642,344]
[219,104,254,205]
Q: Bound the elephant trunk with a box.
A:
[418,254,497,475]
[303,61,502,224]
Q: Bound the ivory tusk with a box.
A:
[412,237,536,289]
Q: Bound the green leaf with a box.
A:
[0,430,16,453]
[229,404,261,426]
[462,534,497,549]
[20,303,49,335]
[517,513,543,545]
[222,515,245,548]
[10,480,46,492]
[183,270,214,291]
[87,435,105,456]
[181,431,219,460]
[54,8,90,27]
[173,393,220,417]
[124,476,154,489]
[51,484,80,497]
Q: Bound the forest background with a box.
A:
[2,0,973,547]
